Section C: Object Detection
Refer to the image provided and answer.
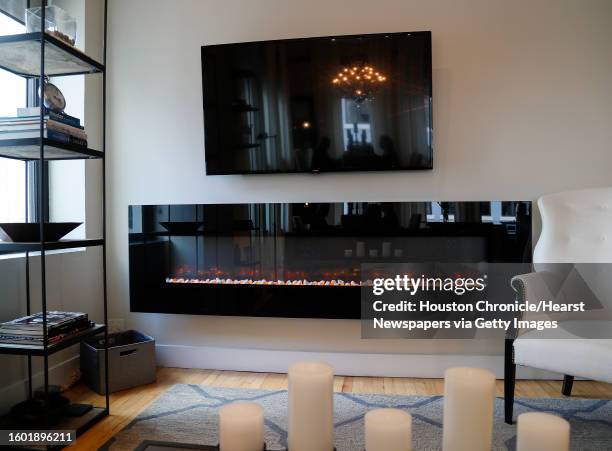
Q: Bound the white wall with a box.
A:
[106,0,612,372]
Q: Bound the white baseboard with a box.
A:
[0,355,80,415]
[156,344,560,379]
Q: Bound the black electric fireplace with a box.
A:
[129,202,531,319]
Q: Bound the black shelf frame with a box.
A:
[0,238,104,252]
[0,137,103,160]
[0,1,110,446]
[0,31,104,77]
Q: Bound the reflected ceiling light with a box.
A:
[331,64,387,103]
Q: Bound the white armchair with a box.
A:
[504,187,612,424]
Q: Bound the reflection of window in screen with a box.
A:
[481,201,516,223]
[0,13,26,223]
[341,99,372,151]
[501,201,517,219]
[426,202,455,222]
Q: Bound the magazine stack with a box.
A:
[0,311,93,346]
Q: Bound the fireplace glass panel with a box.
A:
[129,202,531,318]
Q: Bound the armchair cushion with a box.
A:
[513,320,612,383]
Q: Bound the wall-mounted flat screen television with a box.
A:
[202,31,433,175]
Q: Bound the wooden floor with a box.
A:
[65,367,612,450]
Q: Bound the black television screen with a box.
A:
[202,31,433,175]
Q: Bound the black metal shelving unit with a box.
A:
[0,138,104,160]
[0,0,109,445]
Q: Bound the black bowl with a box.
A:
[0,222,82,242]
[159,221,204,235]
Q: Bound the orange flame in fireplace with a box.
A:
[166,264,381,287]
[166,277,363,287]
[167,265,364,286]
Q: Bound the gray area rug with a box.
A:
[100,384,612,451]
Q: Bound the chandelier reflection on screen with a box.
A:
[332,65,387,103]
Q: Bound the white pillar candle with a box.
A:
[356,242,366,257]
[442,367,496,451]
[365,408,412,451]
[288,361,334,451]
[517,412,570,451]
[219,402,264,451]
[382,242,391,257]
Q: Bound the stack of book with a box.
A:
[0,311,94,347]
[0,107,88,147]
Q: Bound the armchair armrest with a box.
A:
[508,270,565,339]
[511,269,567,305]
